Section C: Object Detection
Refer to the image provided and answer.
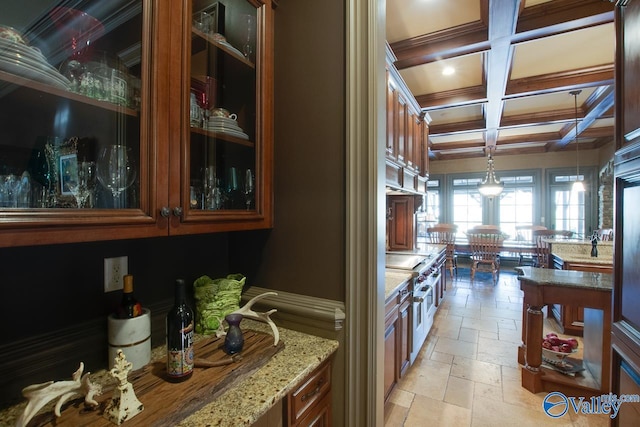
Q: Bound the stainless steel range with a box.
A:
[385,253,438,363]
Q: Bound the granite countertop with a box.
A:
[543,238,614,246]
[515,266,613,292]
[0,320,339,427]
[552,253,613,265]
[384,270,413,300]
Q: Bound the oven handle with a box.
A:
[413,284,432,303]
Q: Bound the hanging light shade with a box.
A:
[570,90,585,193]
[478,148,504,197]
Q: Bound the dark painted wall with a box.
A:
[230,0,346,302]
[0,233,232,406]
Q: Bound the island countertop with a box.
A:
[0,320,339,427]
[515,266,613,291]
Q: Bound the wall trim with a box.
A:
[241,286,346,332]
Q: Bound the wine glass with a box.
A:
[243,169,254,210]
[226,167,239,208]
[242,14,256,59]
[97,145,136,209]
[68,161,96,208]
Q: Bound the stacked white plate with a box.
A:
[205,116,249,140]
[0,38,70,90]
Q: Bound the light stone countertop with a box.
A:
[552,253,613,265]
[0,320,339,427]
[515,266,613,292]
[384,270,413,300]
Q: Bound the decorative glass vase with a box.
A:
[224,313,244,354]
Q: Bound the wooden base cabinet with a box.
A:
[285,359,332,427]
[551,256,612,336]
[383,279,412,402]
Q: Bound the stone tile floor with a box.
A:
[384,266,611,427]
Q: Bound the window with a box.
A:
[451,177,483,237]
[425,179,441,222]
[548,169,594,238]
[448,171,539,240]
[497,175,535,241]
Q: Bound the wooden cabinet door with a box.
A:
[0,0,165,247]
[387,195,415,251]
[398,297,412,377]
[384,297,399,401]
[612,3,640,425]
[168,0,274,235]
[295,392,331,427]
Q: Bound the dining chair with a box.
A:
[532,229,573,268]
[466,229,504,284]
[594,228,614,241]
[427,224,458,280]
[515,225,547,265]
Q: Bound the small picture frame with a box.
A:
[59,153,78,196]
[45,136,79,207]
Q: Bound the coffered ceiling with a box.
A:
[386,0,616,160]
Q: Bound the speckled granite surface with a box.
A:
[515,266,613,291]
[384,271,413,300]
[545,238,613,260]
[0,320,338,427]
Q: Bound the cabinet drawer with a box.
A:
[289,361,332,423]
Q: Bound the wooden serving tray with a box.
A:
[29,331,284,426]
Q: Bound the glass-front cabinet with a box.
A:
[0,0,274,246]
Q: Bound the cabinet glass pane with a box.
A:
[0,0,143,210]
[188,0,257,211]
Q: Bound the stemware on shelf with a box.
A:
[244,168,254,210]
[68,161,96,208]
[96,145,136,209]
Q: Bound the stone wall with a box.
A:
[599,159,614,229]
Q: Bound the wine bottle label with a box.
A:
[167,321,194,377]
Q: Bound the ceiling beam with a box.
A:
[417,85,486,109]
[391,22,489,70]
[554,85,615,149]
[506,66,614,97]
[484,0,521,148]
[515,0,614,36]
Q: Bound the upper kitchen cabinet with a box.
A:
[169,0,274,236]
[385,43,428,194]
[0,0,274,247]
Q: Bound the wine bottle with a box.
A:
[166,279,194,381]
[118,274,142,318]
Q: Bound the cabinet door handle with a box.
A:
[160,207,171,217]
[301,378,325,402]
[173,207,183,217]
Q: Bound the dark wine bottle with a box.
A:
[166,279,194,381]
[118,274,143,318]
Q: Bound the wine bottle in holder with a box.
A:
[166,279,194,381]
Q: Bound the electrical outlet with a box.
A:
[104,256,128,292]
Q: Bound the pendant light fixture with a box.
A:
[478,146,504,197]
[570,90,585,192]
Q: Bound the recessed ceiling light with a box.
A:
[442,66,455,76]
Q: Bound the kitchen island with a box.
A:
[516,266,612,397]
[548,237,613,272]
[0,320,338,427]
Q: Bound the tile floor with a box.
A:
[384,266,611,427]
